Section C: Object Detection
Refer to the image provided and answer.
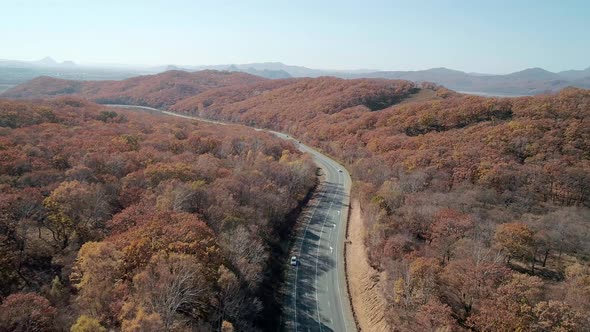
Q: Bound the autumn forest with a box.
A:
[0,96,315,331]
[1,70,589,331]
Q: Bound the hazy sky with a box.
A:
[2,0,589,73]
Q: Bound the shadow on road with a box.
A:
[281,179,349,331]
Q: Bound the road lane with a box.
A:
[105,104,356,332]
[282,134,355,332]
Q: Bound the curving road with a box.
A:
[281,138,356,332]
[106,105,357,332]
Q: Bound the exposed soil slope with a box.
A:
[347,200,390,332]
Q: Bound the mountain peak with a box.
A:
[507,67,559,80]
[36,56,58,65]
[521,67,550,73]
[425,67,465,74]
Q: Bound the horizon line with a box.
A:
[2,56,589,76]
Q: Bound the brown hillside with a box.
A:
[2,70,267,108]
[171,77,419,127]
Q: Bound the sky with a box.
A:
[1,0,589,73]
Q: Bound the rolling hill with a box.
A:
[356,67,590,95]
[3,56,589,96]
[2,70,423,114]
[2,70,267,107]
[182,62,590,95]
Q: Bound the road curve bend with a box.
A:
[281,135,356,332]
[106,105,357,332]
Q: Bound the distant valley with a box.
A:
[0,57,152,90]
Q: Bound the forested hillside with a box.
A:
[0,98,315,331]
[4,71,590,330]
[2,70,267,108]
[175,84,590,330]
[172,77,420,135]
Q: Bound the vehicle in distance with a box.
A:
[290,256,297,266]
[338,169,343,172]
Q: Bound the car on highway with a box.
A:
[290,256,297,266]
[338,169,343,172]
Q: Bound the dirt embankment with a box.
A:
[346,200,391,332]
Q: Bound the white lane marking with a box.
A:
[315,171,337,332]
[312,160,344,331]
[294,188,326,332]
[314,158,345,331]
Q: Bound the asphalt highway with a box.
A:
[281,136,356,332]
[106,105,357,332]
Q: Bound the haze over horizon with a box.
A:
[2,0,589,74]
[5,56,590,76]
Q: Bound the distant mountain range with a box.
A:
[0,57,150,91]
[352,67,590,96]
[164,63,590,96]
[0,56,77,68]
[1,57,589,96]
[167,62,377,79]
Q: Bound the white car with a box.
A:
[338,169,343,173]
[290,256,297,266]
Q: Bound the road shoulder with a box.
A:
[346,200,391,332]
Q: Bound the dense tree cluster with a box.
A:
[0,98,315,331]
[2,70,267,108]
[172,76,418,123]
